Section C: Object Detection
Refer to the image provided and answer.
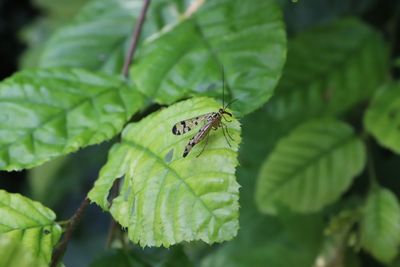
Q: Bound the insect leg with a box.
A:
[222,122,235,141]
[222,115,232,123]
[220,123,232,147]
[196,134,210,158]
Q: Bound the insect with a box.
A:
[171,69,236,157]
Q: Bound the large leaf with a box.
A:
[256,119,366,214]
[19,0,89,69]
[361,186,400,264]
[229,19,387,179]
[89,97,241,247]
[266,18,387,125]
[39,0,188,73]
[131,0,286,116]
[364,83,400,154]
[0,68,143,171]
[0,190,62,267]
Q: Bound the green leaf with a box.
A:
[0,190,62,267]
[232,19,387,173]
[0,68,143,171]
[364,83,400,154]
[19,19,61,69]
[89,97,241,247]
[267,18,388,124]
[0,235,36,267]
[19,0,88,68]
[256,119,366,214]
[39,0,186,73]
[131,0,287,116]
[40,0,137,71]
[361,186,400,263]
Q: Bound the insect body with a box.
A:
[172,107,234,157]
[172,66,236,157]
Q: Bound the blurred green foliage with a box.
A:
[0,0,399,266]
[0,190,61,267]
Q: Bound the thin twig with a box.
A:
[51,197,90,267]
[121,0,152,78]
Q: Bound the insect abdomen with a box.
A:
[183,138,195,157]
[182,123,212,157]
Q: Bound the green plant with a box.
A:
[1,0,400,266]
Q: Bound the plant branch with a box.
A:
[121,0,152,78]
[50,197,90,267]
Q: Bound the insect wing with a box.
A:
[171,113,212,135]
[183,122,213,157]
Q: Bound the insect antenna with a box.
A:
[224,98,238,110]
[221,65,225,108]
[220,65,237,111]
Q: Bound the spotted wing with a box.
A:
[183,122,213,157]
[171,113,212,135]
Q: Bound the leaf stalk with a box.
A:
[121,0,152,78]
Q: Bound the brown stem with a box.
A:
[121,0,152,78]
[50,197,90,267]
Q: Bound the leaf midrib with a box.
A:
[0,222,56,234]
[1,224,58,264]
[123,140,219,221]
[0,85,124,162]
[267,133,356,200]
[192,18,235,100]
[0,196,52,226]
